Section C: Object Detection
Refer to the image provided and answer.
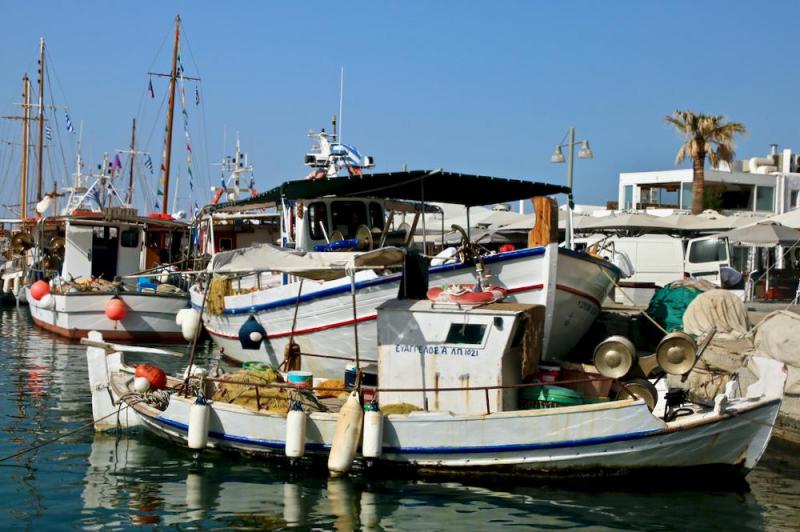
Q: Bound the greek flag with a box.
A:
[144,154,153,173]
[45,126,52,141]
[331,143,364,166]
[65,112,75,134]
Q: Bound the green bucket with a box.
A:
[520,385,585,409]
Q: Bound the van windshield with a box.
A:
[688,238,728,263]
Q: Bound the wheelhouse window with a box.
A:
[368,202,385,231]
[120,228,139,248]
[331,201,368,238]
[308,202,328,241]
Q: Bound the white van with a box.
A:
[576,234,731,304]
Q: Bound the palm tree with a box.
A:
[664,110,747,214]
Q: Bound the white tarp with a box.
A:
[208,243,405,280]
[683,289,749,340]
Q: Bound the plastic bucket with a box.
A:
[287,370,313,389]
[520,385,584,409]
[535,365,561,383]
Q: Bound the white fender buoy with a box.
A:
[176,308,190,327]
[328,391,363,476]
[39,293,54,309]
[2,276,11,294]
[187,397,210,450]
[180,309,201,342]
[133,376,151,393]
[285,402,307,458]
[362,402,383,459]
[12,276,21,296]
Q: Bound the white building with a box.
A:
[618,144,800,215]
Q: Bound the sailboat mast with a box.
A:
[162,14,180,214]
[35,37,45,203]
[21,75,31,219]
[127,118,136,206]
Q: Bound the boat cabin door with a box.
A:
[62,223,94,282]
[91,226,119,280]
[685,236,729,285]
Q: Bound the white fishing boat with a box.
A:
[192,169,620,375]
[87,248,785,479]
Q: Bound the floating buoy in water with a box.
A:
[133,376,151,393]
[328,391,363,476]
[285,401,307,458]
[238,314,267,350]
[187,396,210,450]
[2,276,11,294]
[362,402,383,459]
[105,297,127,321]
[30,279,50,301]
[135,363,167,390]
[178,308,201,342]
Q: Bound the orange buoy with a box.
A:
[135,363,167,390]
[30,280,50,301]
[105,297,128,321]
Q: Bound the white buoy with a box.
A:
[39,293,54,309]
[180,309,201,342]
[362,403,383,458]
[12,276,20,296]
[249,331,263,343]
[2,276,11,294]
[285,402,307,458]
[176,308,190,326]
[133,376,151,393]
[328,391,363,476]
[188,398,210,450]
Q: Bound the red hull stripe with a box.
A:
[31,316,186,343]
[205,283,603,341]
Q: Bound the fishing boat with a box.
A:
[87,247,785,479]
[192,168,620,375]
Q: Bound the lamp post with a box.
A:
[550,127,593,249]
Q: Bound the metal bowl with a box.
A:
[593,335,637,379]
[656,332,698,376]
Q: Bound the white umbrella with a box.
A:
[717,221,800,247]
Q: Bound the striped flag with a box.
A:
[65,112,75,133]
[144,154,153,173]
[45,126,52,141]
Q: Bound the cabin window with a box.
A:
[308,202,328,240]
[331,201,368,238]
[121,228,139,248]
[688,238,727,264]
[368,202,385,231]
[219,238,233,251]
[445,323,487,344]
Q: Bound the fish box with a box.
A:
[376,300,544,415]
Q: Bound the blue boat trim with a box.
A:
[199,246,616,316]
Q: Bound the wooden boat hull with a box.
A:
[27,289,188,342]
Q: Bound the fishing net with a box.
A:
[683,289,749,340]
[207,275,233,315]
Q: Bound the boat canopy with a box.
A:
[210,170,569,212]
[208,242,405,280]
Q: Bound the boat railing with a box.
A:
[187,373,620,415]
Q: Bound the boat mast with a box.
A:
[35,37,45,203]
[21,75,31,219]
[126,118,136,205]
[162,14,180,214]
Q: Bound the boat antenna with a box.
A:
[338,66,344,144]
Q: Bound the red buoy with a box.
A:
[105,297,127,321]
[135,364,167,390]
[30,280,50,301]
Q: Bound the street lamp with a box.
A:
[551,127,593,249]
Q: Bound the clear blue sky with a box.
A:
[2,0,800,214]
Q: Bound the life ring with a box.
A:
[426,284,507,305]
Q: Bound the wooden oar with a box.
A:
[80,338,184,358]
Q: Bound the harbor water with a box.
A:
[1,306,799,530]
